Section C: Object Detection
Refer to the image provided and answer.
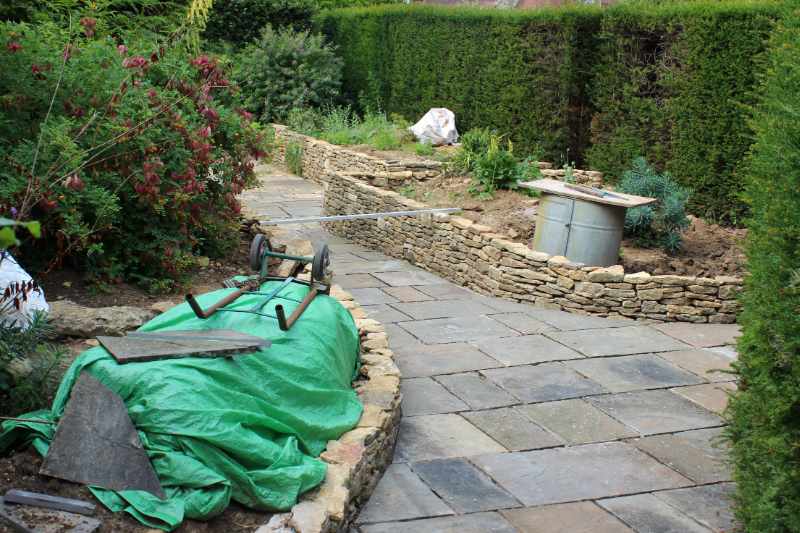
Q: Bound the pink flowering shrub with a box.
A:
[0,22,271,289]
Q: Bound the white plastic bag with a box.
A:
[409,108,459,146]
[0,251,49,328]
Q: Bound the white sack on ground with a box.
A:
[409,108,458,146]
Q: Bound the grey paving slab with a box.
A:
[374,270,446,286]
[361,304,413,324]
[390,299,498,320]
[547,326,689,357]
[588,389,724,435]
[566,354,704,393]
[708,345,738,359]
[348,287,399,305]
[474,335,583,366]
[384,323,423,351]
[658,349,736,382]
[630,427,731,483]
[655,483,737,532]
[436,372,517,410]
[401,378,469,416]
[487,313,556,335]
[334,260,418,275]
[352,250,397,262]
[337,273,387,289]
[355,463,453,524]
[653,322,741,348]
[393,343,502,378]
[500,502,634,533]
[399,315,518,344]
[411,458,520,513]
[525,308,633,331]
[519,399,637,445]
[472,442,691,506]
[394,414,506,462]
[329,251,367,264]
[326,243,372,254]
[415,283,479,300]
[462,407,563,451]
[671,382,736,414]
[382,286,435,302]
[599,494,712,533]
[360,512,517,533]
[483,363,606,403]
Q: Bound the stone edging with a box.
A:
[257,285,401,532]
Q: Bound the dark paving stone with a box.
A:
[630,427,731,483]
[324,242,373,254]
[658,349,736,383]
[374,270,446,286]
[399,316,518,344]
[329,251,367,264]
[390,299,498,320]
[394,414,505,462]
[472,442,691,506]
[335,260,420,275]
[501,502,634,533]
[415,283,478,299]
[548,326,689,357]
[411,458,520,513]
[360,511,517,533]
[487,313,556,335]
[519,399,637,445]
[588,390,724,435]
[384,323,423,351]
[362,304,413,324]
[483,363,606,403]
[349,287,399,305]
[352,250,394,261]
[401,378,469,416]
[598,494,712,533]
[653,323,741,348]
[655,482,737,532]
[566,354,704,393]
[393,343,502,378]
[356,463,453,524]
[382,286,435,302]
[474,335,583,366]
[525,308,633,331]
[436,373,517,409]
[463,408,563,451]
[337,273,388,289]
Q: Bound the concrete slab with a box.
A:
[630,427,731,483]
[401,378,469,416]
[436,373,517,410]
[390,299,498,320]
[483,363,606,403]
[566,354,704,393]
[547,326,689,357]
[658,349,736,383]
[671,382,736,414]
[599,494,712,533]
[487,313,556,335]
[355,463,453,524]
[653,323,741,348]
[374,270,446,286]
[362,304,413,324]
[334,260,418,276]
[415,283,478,300]
[382,286,435,302]
[399,316,518,344]
[655,482,737,532]
[360,512,517,533]
[500,502,634,533]
[474,335,583,366]
[588,390,724,435]
[472,442,691,506]
[519,399,637,445]
[348,287,400,305]
[394,414,506,462]
[337,273,387,289]
[394,343,502,378]
[411,458,520,513]
[525,308,633,331]
[463,407,563,451]
[384,323,423,351]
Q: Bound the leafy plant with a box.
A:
[414,142,434,156]
[288,105,412,150]
[469,136,520,197]
[617,157,689,253]
[285,141,304,176]
[453,127,493,173]
[0,218,40,249]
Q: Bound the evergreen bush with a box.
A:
[203,0,317,46]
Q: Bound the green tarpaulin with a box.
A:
[0,280,362,530]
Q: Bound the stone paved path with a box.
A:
[242,165,740,533]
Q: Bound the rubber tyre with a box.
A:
[311,244,330,283]
[249,234,270,271]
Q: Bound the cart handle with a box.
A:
[275,286,319,331]
[185,289,243,319]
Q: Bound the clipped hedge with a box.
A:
[316,2,780,222]
[726,10,800,532]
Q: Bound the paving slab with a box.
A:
[566,354,704,393]
[355,463,453,524]
[390,299,498,320]
[630,427,731,483]
[483,363,606,403]
[671,382,736,414]
[394,414,506,462]
[329,251,367,264]
[337,273,388,289]
[487,313,556,335]
[588,389,724,435]
[707,345,738,359]
[360,511,517,533]
[348,287,400,305]
[599,493,713,533]
[399,316,518,344]
[519,399,637,445]
[500,502,634,533]
[374,270,446,286]
[547,326,689,357]
[414,283,479,300]
[384,323,423,351]
[658,349,736,383]
[362,304,413,324]
[411,458,520,513]
[655,482,737,532]
[472,442,691,506]
[401,378,469,416]
[525,308,633,331]
[436,372,518,410]
[474,335,582,366]
[382,286,435,302]
[462,407,563,451]
[334,260,417,276]
[653,323,741,348]
[393,343,501,378]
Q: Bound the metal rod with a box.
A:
[260,208,461,226]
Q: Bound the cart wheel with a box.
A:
[249,234,271,271]
[311,244,331,283]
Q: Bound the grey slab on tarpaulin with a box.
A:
[0,497,100,533]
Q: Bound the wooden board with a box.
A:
[40,373,165,498]
[519,178,656,208]
[98,329,270,364]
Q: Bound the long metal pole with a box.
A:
[260,208,461,226]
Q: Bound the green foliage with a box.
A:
[726,10,800,532]
[452,128,494,173]
[617,158,689,253]
[414,142,434,157]
[285,141,304,175]
[0,218,40,249]
[287,105,411,150]
[234,26,342,123]
[203,0,317,46]
[470,136,520,197]
[516,156,542,183]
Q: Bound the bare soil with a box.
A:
[402,174,747,278]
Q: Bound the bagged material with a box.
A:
[0,251,49,327]
[0,280,362,531]
[409,108,458,146]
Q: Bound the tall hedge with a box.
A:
[316,2,779,222]
[726,9,800,532]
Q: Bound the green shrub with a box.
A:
[203,0,317,46]
[235,26,342,123]
[617,158,689,253]
[726,10,800,532]
[453,128,494,173]
[470,136,520,196]
[285,141,304,175]
[288,105,411,149]
[414,142,434,156]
